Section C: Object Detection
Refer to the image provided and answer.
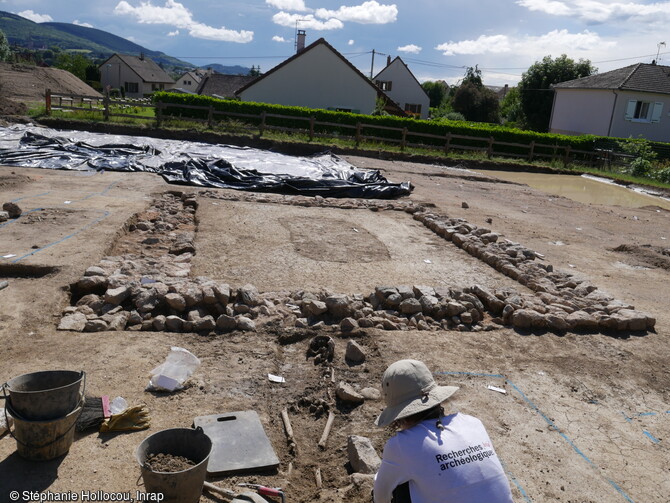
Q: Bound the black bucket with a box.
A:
[2,370,85,421]
[5,399,83,461]
[136,427,212,503]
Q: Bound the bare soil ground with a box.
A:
[0,133,669,503]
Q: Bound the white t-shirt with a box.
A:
[374,412,514,503]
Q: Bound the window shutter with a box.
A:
[651,102,663,123]
[625,100,636,120]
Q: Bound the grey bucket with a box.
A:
[136,427,212,503]
[6,400,83,461]
[3,370,85,420]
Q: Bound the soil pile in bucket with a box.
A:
[144,453,196,472]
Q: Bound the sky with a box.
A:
[2,0,670,86]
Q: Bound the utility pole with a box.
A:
[370,49,387,79]
[370,49,376,79]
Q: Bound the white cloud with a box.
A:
[520,29,613,55]
[187,22,253,42]
[266,0,310,11]
[167,29,180,36]
[273,35,289,42]
[73,20,94,28]
[398,44,421,54]
[436,35,510,56]
[315,1,398,24]
[115,0,190,25]
[435,29,615,59]
[517,0,572,16]
[272,12,344,30]
[16,10,53,23]
[348,39,355,45]
[516,0,670,25]
[114,0,253,42]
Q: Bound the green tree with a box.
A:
[372,96,390,115]
[55,53,90,81]
[85,64,101,83]
[451,66,500,123]
[462,65,483,87]
[616,137,657,177]
[499,86,523,126]
[0,29,11,62]
[421,80,448,108]
[519,54,596,132]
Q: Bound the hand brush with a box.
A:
[76,395,110,432]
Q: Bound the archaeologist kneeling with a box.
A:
[373,359,513,503]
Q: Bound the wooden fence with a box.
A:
[45,89,605,168]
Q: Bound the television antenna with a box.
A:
[656,41,666,63]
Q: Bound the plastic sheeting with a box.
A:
[0,125,412,199]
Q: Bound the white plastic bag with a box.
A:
[147,347,201,392]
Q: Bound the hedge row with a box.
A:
[152,92,597,158]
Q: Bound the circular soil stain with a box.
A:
[281,216,390,263]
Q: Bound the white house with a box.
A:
[174,69,210,93]
[99,53,174,98]
[236,37,404,116]
[549,63,670,142]
[373,56,430,119]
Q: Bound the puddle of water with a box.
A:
[474,169,670,210]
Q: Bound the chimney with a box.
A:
[387,55,391,66]
[140,52,145,61]
[296,30,306,53]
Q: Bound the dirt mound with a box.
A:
[0,98,27,116]
[611,243,670,270]
[0,172,32,189]
[0,62,101,107]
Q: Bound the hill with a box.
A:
[0,10,190,70]
[199,64,252,76]
[0,11,252,76]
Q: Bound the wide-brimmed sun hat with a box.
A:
[375,359,459,427]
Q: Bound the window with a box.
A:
[635,101,650,119]
[376,80,392,91]
[405,103,422,116]
[625,100,663,123]
[124,82,139,94]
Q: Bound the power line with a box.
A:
[172,48,668,80]
[473,51,668,72]
[403,57,465,70]
[592,52,665,64]
[401,50,669,77]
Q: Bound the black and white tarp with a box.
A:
[0,125,412,199]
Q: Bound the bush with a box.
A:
[654,166,670,183]
[629,158,653,177]
[152,92,596,159]
[445,112,465,121]
[617,137,658,177]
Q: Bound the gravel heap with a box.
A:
[58,190,655,335]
